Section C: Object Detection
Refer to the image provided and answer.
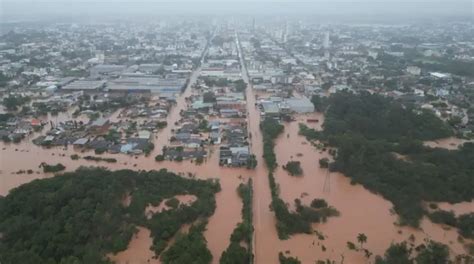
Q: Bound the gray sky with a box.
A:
[1,0,473,22]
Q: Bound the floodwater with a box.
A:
[424,137,471,150]
[0,62,253,263]
[256,116,473,263]
[108,227,159,264]
[145,194,197,219]
[2,109,471,264]
[436,201,474,217]
[235,37,473,263]
[1,39,473,264]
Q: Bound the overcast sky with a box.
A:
[1,0,473,22]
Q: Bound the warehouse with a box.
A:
[106,77,186,94]
[283,97,315,113]
[61,80,106,93]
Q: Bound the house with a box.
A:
[183,138,202,148]
[43,135,55,143]
[108,144,122,154]
[407,66,421,75]
[0,130,10,139]
[210,131,221,144]
[219,146,233,165]
[180,123,198,133]
[120,143,136,153]
[73,138,89,146]
[219,146,250,167]
[220,109,240,118]
[138,130,151,140]
[232,151,249,166]
[164,148,207,160]
[30,119,42,127]
[192,100,214,110]
[89,118,110,134]
[120,138,149,154]
[6,118,19,126]
[209,120,220,131]
[253,83,273,91]
[87,139,110,151]
[175,132,191,142]
[216,101,245,110]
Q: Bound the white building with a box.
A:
[407,66,421,75]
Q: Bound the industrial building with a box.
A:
[61,80,106,92]
[106,77,187,94]
[283,97,315,113]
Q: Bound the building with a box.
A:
[215,101,245,110]
[407,66,421,75]
[88,118,110,135]
[430,72,450,79]
[62,80,105,92]
[283,97,315,113]
[220,109,240,118]
[90,64,126,77]
[261,102,280,117]
[107,77,187,94]
[219,146,250,167]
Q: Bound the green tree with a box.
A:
[246,154,258,169]
[375,242,413,264]
[357,233,367,249]
[161,222,212,264]
[415,241,449,264]
[278,252,301,264]
[319,158,329,168]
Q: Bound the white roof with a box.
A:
[73,138,89,145]
[138,130,151,139]
[430,72,449,78]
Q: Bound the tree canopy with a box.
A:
[375,241,450,264]
[302,92,473,227]
[0,167,220,264]
[220,180,253,264]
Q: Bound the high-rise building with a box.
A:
[323,31,330,49]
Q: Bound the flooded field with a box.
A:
[253,115,473,263]
[241,40,471,262]
[3,106,472,263]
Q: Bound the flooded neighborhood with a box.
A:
[1,5,474,264]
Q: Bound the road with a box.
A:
[150,35,212,157]
[236,32,278,264]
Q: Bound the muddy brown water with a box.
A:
[2,54,474,264]
[145,194,197,219]
[0,66,253,264]
[108,226,159,264]
[2,112,471,263]
[423,137,471,150]
[235,43,473,262]
[257,116,473,263]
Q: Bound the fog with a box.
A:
[2,0,473,23]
